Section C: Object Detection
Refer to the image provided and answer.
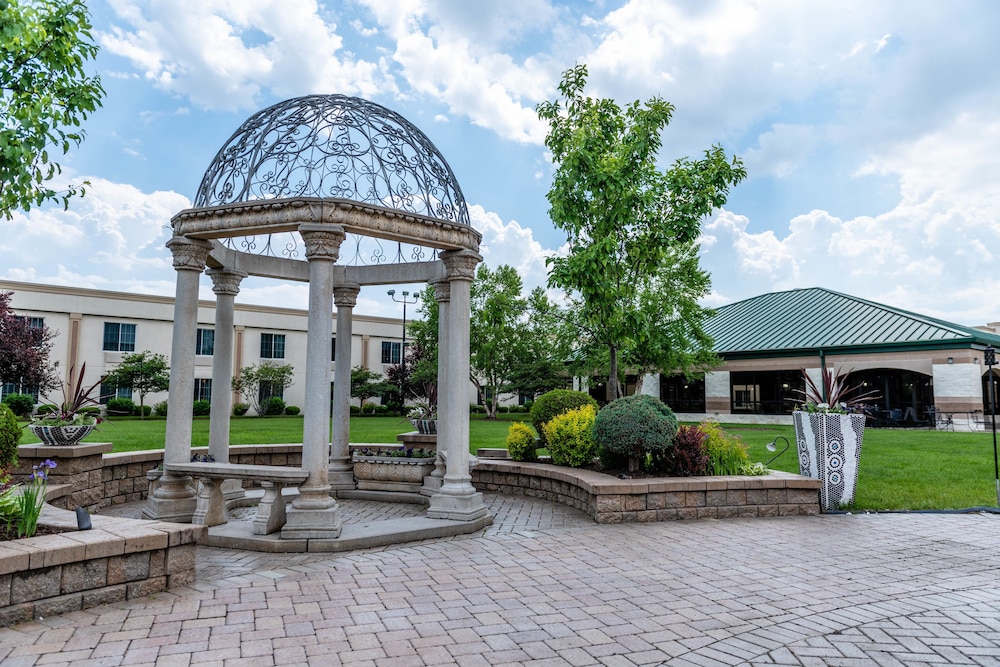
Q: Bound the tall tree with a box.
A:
[231,362,294,417]
[0,290,58,392]
[1,0,105,217]
[103,351,169,420]
[537,64,746,401]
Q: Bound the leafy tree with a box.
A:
[1,0,105,217]
[0,290,58,393]
[350,365,384,407]
[103,351,169,420]
[231,362,294,417]
[470,264,530,419]
[537,64,746,401]
[506,287,571,400]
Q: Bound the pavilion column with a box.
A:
[428,250,489,521]
[330,283,360,491]
[143,236,212,522]
[206,268,246,463]
[422,277,449,495]
[282,223,345,539]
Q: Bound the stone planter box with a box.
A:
[352,455,437,493]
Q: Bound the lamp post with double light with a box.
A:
[985,345,999,505]
[387,289,420,415]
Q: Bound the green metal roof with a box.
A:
[705,288,1000,358]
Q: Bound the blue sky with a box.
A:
[4,0,1000,326]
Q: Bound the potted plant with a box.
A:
[407,400,437,435]
[792,368,877,510]
[27,364,106,446]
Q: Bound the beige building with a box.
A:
[1,279,409,413]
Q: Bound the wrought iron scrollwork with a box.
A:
[195,94,470,230]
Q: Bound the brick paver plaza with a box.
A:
[0,494,998,666]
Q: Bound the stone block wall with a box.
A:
[472,460,821,523]
[0,507,203,627]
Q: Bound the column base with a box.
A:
[280,504,343,539]
[421,474,443,497]
[328,461,357,492]
[142,473,197,522]
[427,486,489,521]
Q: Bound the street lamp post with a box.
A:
[387,289,419,415]
[986,345,999,506]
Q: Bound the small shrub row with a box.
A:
[1,393,34,417]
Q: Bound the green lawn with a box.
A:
[21,415,1000,511]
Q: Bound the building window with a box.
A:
[331,336,336,362]
[15,315,44,330]
[103,322,136,352]
[258,381,284,403]
[194,378,212,403]
[99,381,133,404]
[381,341,401,364]
[196,329,215,356]
[1,382,39,401]
[260,333,285,359]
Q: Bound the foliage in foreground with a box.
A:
[543,404,597,468]
[0,404,20,469]
[593,394,678,472]
[530,389,598,447]
[505,421,538,462]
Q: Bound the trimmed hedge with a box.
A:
[530,389,598,447]
[1,393,34,417]
[505,421,538,462]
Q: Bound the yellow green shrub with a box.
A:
[505,421,538,462]
[543,404,597,468]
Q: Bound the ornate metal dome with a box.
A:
[194,94,470,227]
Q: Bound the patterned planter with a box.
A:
[352,455,436,493]
[28,423,96,446]
[792,411,865,510]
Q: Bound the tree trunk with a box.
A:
[607,344,621,404]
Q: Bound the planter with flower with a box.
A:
[407,401,437,435]
[28,364,106,446]
[793,368,877,510]
[351,445,437,493]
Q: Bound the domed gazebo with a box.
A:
[144,95,490,542]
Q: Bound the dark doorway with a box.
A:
[659,374,706,413]
[729,370,804,415]
[849,368,933,426]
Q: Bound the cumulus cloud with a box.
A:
[0,178,188,294]
[99,0,394,110]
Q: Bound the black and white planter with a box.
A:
[28,423,96,446]
[792,411,865,511]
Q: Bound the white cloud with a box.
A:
[99,0,394,111]
[469,204,556,295]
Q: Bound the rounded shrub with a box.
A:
[106,397,136,415]
[2,393,34,417]
[349,405,361,416]
[36,404,58,415]
[263,397,285,416]
[133,404,152,417]
[656,424,709,476]
[593,394,678,471]
[233,403,249,416]
[0,404,21,469]
[374,405,389,416]
[153,401,168,417]
[543,404,597,468]
[192,399,212,416]
[530,389,598,447]
[284,405,301,416]
[505,421,538,462]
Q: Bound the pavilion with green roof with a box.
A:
[655,288,1000,428]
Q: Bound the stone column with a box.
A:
[282,223,345,539]
[205,268,246,462]
[422,277,449,495]
[428,250,489,521]
[144,236,211,522]
[330,283,360,491]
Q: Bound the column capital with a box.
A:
[334,284,361,308]
[206,268,248,296]
[299,223,346,262]
[166,236,212,272]
[440,249,481,282]
[429,277,451,303]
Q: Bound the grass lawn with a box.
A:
[20,415,1000,511]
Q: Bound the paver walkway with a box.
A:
[0,494,998,666]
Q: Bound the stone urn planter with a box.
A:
[410,419,437,435]
[352,451,437,493]
[28,423,96,446]
[792,411,865,510]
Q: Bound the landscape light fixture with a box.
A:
[764,436,790,468]
[986,345,999,505]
